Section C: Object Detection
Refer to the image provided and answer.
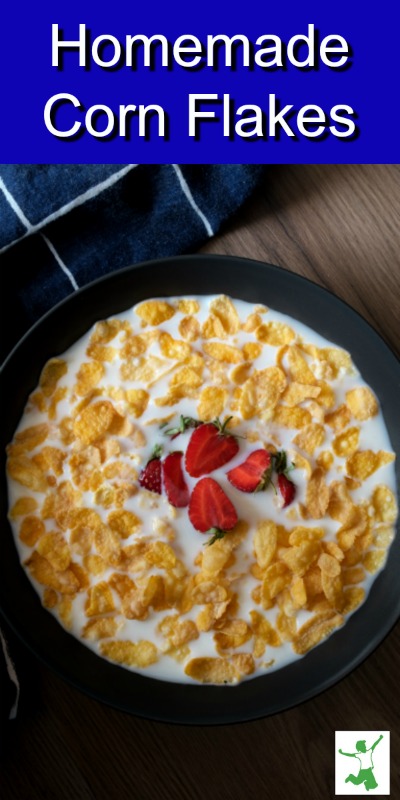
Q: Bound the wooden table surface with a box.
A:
[1,164,399,799]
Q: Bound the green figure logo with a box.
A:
[338,735,383,791]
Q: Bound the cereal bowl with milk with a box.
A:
[1,256,399,722]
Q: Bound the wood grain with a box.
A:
[1,164,399,800]
[201,164,400,355]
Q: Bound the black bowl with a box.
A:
[1,255,399,724]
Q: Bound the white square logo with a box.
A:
[335,731,390,795]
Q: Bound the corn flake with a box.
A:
[315,382,336,409]
[346,387,379,421]
[25,551,80,594]
[371,486,397,523]
[107,509,142,539]
[281,540,321,576]
[136,300,175,325]
[178,299,200,315]
[276,609,296,642]
[210,295,240,335]
[73,400,117,445]
[328,482,356,526]
[124,389,149,419]
[203,342,242,364]
[316,451,334,471]
[83,555,106,576]
[43,587,58,609]
[100,640,158,667]
[333,427,360,457]
[8,423,49,456]
[240,367,286,420]
[250,610,281,651]
[159,332,191,361]
[363,549,387,574]
[346,450,395,481]
[184,654,254,684]
[318,552,341,578]
[214,619,252,651]
[325,405,352,432]
[293,424,325,455]
[288,526,324,546]
[75,362,105,396]
[90,318,126,345]
[293,611,343,654]
[306,468,330,518]
[39,358,68,397]
[9,496,38,519]
[274,406,312,430]
[288,347,317,384]
[121,332,154,359]
[242,312,262,332]
[197,386,228,420]
[19,515,45,547]
[201,315,226,339]
[37,531,71,571]
[282,383,321,407]
[85,581,115,617]
[146,541,177,570]
[7,455,47,493]
[179,316,200,342]
[82,617,120,641]
[230,363,252,386]
[256,322,295,346]
[242,343,262,361]
[318,347,353,377]
[373,525,395,548]
[261,563,292,604]
[33,446,66,477]
[169,366,203,396]
[340,586,365,615]
[94,525,121,566]
[342,566,365,585]
[254,521,277,569]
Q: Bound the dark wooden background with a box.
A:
[1,164,399,799]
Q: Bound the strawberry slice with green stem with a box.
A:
[227,447,296,507]
[138,444,163,494]
[162,451,189,508]
[188,477,238,546]
[185,417,239,478]
[277,473,296,507]
[227,449,272,493]
[273,450,296,507]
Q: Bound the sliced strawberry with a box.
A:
[162,452,189,508]
[188,477,238,542]
[139,444,163,494]
[273,450,296,507]
[185,418,239,477]
[227,449,272,493]
[277,473,296,507]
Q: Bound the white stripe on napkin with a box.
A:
[0,164,139,254]
[0,176,34,231]
[42,234,79,291]
[172,165,214,237]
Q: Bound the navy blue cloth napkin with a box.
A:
[0,164,265,362]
